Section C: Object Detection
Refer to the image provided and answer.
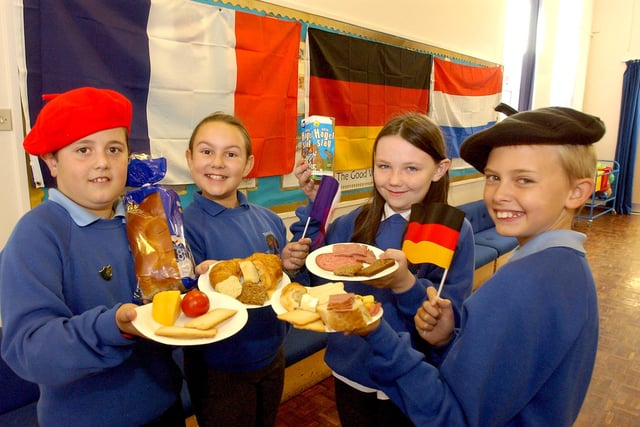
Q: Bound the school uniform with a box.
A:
[182,191,293,426]
[291,202,475,425]
[364,229,599,426]
[0,189,183,427]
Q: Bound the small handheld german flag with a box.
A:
[402,203,465,270]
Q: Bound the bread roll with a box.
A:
[280,282,308,311]
[239,260,260,283]
[318,294,372,331]
[248,253,282,291]
[214,276,242,298]
[209,259,241,285]
[126,191,183,300]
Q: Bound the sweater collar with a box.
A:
[49,188,124,226]
[509,229,586,263]
[195,190,250,216]
[382,203,410,222]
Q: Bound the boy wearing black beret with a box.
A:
[356,106,602,426]
[0,87,185,426]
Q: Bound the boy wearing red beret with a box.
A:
[357,107,602,426]
[0,87,185,426]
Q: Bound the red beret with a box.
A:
[23,87,133,156]
[459,106,605,172]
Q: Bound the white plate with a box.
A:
[270,285,295,315]
[305,243,398,281]
[270,286,383,332]
[197,264,291,309]
[132,291,248,346]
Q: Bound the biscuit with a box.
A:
[184,308,238,330]
[359,258,395,277]
[277,310,321,326]
[154,326,218,339]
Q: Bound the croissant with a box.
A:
[208,259,241,286]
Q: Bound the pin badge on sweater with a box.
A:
[99,265,113,281]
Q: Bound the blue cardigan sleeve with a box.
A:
[394,218,475,326]
[0,212,135,386]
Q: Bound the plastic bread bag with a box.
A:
[124,154,197,302]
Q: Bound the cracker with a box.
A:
[277,309,321,326]
[294,319,326,333]
[155,326,218,339]
[184,308,238,330]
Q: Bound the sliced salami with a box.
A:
[315,253,362,272]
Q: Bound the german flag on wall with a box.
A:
[402,203,465,269]
[307,28,432,171]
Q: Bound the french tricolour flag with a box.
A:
[430,57,503,160]
[19,0,300,186]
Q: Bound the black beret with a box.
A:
[459,106,605,172]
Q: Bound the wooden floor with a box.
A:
[275,211,640,426]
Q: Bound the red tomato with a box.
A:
[181,289,210,318]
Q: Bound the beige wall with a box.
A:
[0,4,31,248]
[262,0,507,64]
[583,0,640,210]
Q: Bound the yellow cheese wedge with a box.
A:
[151,290,182,326]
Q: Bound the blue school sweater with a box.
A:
[183,191,288,371]
[0,190,182,427]
[291,203,475,391]
[364,230,599,426]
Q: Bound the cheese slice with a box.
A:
[151,290,182,326]
[307,282,345,306]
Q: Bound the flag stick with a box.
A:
[436,268,449,298]
[301,217,311,240]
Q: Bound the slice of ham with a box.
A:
[332,243,369,256]
[327,293,355,311]
[315,253,361,272]
[332,243,376,262]
[316,244,379,272]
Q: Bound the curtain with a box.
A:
[614,60,640,215]
[518,0,540,112]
